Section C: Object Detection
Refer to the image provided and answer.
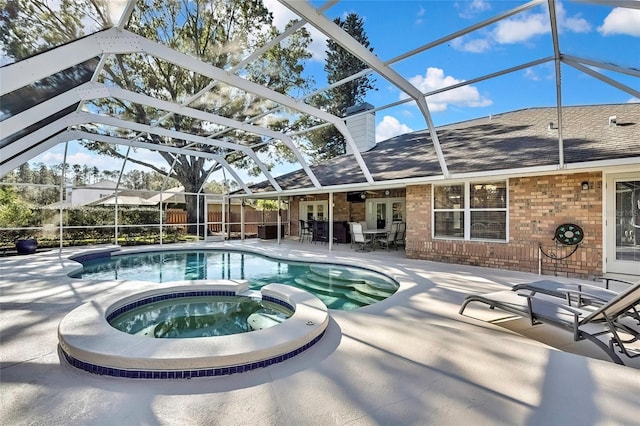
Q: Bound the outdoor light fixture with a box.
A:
[384,190,390,196]
[582,181,589,191]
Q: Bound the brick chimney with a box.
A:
[345,102,375,154]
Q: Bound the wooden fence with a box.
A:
[164,209,284,236]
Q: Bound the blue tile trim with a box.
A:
[61,330,325,379]
[261,295,294,311]
[106,290,238,322]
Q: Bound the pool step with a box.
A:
[294,277,353,296]
[343,290,384,306]
[294,276,391,301]
[308,266,398,292]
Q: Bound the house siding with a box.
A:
[405,171,603,279]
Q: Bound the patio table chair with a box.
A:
[351,222,373,252]
[376,222,398,251]
[299,219,312,243]
[394,222,406,248]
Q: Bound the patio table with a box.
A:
[363,229,387,251]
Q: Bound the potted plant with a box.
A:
[15,237,38,255]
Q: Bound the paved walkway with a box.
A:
[1,239,639,425]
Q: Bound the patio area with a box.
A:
[1,239,639,425]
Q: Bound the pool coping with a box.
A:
[58,279,329,377]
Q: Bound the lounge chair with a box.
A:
[459,282,640,365]
[512,280,618,307]
[512,279,640,320]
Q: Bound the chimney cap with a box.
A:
[346,102,375,116]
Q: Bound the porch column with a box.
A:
[277,196,282,244]
[329,192,334,251]
[240,199,245,240]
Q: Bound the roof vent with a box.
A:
[548,121,555,130]
[609,115,617,127]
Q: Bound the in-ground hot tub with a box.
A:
[58,280,328,379]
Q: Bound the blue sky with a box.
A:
[27,0,640,185]
[273,0,640,139]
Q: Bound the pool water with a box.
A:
[109,296,292,338]
[71,250,399,310]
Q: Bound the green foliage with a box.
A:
[0,186,32,227]
[1,0,314,230]
[0,0,109,62]
[256,199,279,211]
[307,13,376,162]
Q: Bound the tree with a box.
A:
[306,13,376,162]
[1,0,313,234]
[0,186,32,227]
[72,164,82,186]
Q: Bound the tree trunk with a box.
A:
[185,192,206,236]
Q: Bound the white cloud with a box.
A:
[263,0,328,61]
[35,150,124,170]
[628,97,640,104]
[457,0,491,19]
[406,67,492,112]
[31,144,169,173]
[523,68,540,81]
[598,8,640,37]
[453,3,591,51]
[376,116,413,142]
[492,11,549,44]
[451,36,492,53]
[416,6,426,25]
[555,2,590,33]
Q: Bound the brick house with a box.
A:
[245,103,640,279]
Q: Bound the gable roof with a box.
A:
[247,103,640,194]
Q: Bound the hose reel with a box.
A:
[539,223,583,274]
[553,223,584,246]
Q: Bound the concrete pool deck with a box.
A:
[1,239,639,425]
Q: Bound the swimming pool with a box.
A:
[70,250,399,310]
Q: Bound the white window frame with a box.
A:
[365,197,406,230]
[432,180,509,242]
[299,200,328,222]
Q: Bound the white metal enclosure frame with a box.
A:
[1,0,639,197]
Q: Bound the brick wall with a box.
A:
[405,172,603,278]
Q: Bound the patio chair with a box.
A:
[313,220,330,244]
[459,282,640,365]
[394,222,406,247]
[376,222,398,251]
[299,219,312,243]
[348,222,357,248]
[351,222,373,252]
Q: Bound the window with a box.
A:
[433,181,507,241]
